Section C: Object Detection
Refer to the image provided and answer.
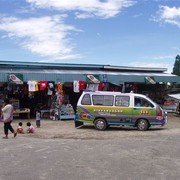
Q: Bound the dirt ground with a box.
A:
[0,113,179,140]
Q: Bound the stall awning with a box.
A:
[168,94,180,100]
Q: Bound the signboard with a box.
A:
[145,76,156,84]
[162,96,178,112]
[86,75,100,83]
[8,74,23,84]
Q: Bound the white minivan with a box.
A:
[75,91,167,131]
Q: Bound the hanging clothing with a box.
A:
[79,81,86,91]
[58,94,64,106]
[87,84,99,91]
[98,82,105,91]
[27,81,38,92]
[27,81,36,92]
[49,82,54,91]
[73,81,79,93]
[39,81,48,91]
[35,81,39,91]
[57,82,63,94]
[47,82,54,95]
[73,81,86,92]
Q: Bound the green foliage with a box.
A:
[173,55,180,76]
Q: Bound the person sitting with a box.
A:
[26,122,35,133]
[135,98,142,107]
[17,122,24,134]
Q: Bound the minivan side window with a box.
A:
[81,94,91,105]
[92,95,114,106]
[115,96,130,107]
[134,97,154,108]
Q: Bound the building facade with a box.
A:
[0,61,179,119]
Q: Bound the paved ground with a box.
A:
[0,113,179,180]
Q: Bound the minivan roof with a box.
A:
[82,91,146,97]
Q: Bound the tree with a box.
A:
[172,55,180,76]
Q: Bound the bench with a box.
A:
[13,108,30,119]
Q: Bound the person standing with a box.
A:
[35,109,41,128]
[1,98,17,139]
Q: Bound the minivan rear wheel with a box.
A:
[94,119,107,131]
[137,119,149,131]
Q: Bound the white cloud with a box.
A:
[26,0,136,19]
[150,55,175,60]
[135,54,177,73]
[129,61,173,73]
[154,5,180,27]
[75,12,94,19]
[0,15,82,59]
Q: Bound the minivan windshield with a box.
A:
[134,96,154,108]
[81,94,91,105]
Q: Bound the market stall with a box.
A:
[167,93,180,114]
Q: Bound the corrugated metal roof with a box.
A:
[0,60,104,69]
[103,65,167,72]
[0,68,179,83]
[0,68,176,76]
[0,60,167,72]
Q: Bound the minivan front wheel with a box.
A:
[94,119,107,131]
[137,119,149,131]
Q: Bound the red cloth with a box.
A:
[40,81,48,91]
[79,81,86,91]
[17,127,24,134]
[98,82,105,91]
